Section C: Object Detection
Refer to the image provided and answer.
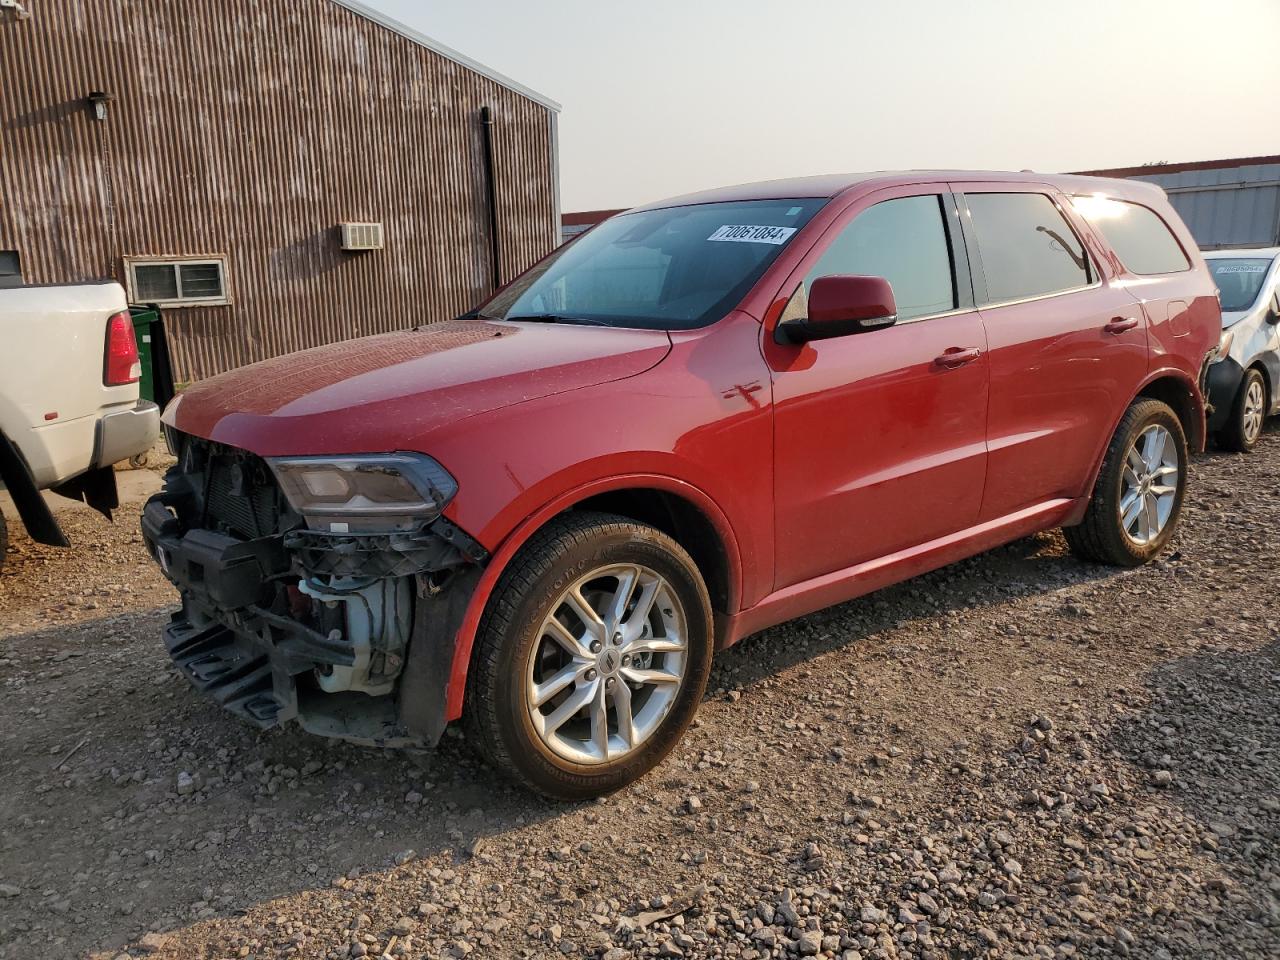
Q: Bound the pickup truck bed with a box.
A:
[0,281,160,570]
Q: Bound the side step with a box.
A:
[164,616,285,727]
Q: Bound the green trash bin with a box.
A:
[129,308,159,403]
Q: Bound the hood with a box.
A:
[1222,310,1249,329]
[168,320,671,456]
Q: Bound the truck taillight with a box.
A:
[104,311,141,386]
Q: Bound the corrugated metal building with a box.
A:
[1074,154,1280,251]
[0,0,561,382]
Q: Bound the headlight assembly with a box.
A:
[268,452,458,533]
[1215,329,1234,362]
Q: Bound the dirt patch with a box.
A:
[1,436,1277,959]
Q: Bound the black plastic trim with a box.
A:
[0,431,68,547]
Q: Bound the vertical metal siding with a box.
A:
[0,0,558,381]
[1126,163,1280,250]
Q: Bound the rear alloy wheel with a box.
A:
[466,512,713,798]
[1064,399,1188,567]
[1220,367,1266,453]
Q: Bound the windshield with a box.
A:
[478,199,827,330]
[1207,257,1273,312]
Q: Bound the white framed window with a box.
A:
[125,256,229,307]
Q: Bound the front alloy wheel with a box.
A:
[527,564,687,764]
[1220,367,1266,453]
[466,512,713,798]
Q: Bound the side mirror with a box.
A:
[1270,292,1280,325]
[776,275,898,344]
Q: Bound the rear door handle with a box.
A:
[935,346,982,369]
[1104,316,1140,334]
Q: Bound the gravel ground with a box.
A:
[1,435,1277,960]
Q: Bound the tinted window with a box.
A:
[1072,196,1190,275]
[1207,257,1274,312]
[480,199,826,330]
[966,193,1091,302]
[804,195,955,321]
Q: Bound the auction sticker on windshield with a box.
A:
[707,225,797,245]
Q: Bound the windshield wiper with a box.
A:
[503,314,611,326]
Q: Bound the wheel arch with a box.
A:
[440,474,742,722]
[0,430,68,547]
[1064,370,1203,528]
[1134,371,1205,454]
[1245,357,1274,413]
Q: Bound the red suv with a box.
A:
[144,172,1219,797]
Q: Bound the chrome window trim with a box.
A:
[977,278,1104,312]
[891,306,975,326]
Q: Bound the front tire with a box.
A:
[465,512,713,799]
[1064,399,1188,567]
[1219,367,1266,453]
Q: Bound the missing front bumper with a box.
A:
[141,462,487,747]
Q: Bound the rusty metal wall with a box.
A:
[0,0,558,382]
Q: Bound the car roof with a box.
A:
[1201,247,1280,260]
[625,170,1168,213]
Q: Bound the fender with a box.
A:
[1063,366,1204,528]
[0,431,68,547]
[440,473,743,722]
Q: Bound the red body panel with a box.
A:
[767,308,990,587]
[166,170,1221,723]
[171,320,672,454]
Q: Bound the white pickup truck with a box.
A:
[0,281,161,572]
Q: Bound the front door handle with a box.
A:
[935,346,982,369]
[1104,316,1140,334]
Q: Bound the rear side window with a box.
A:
[804,195,956,321]
[965,193,1091,303]
[1072,196,1190,275]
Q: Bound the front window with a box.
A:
[478,199,826,330]
[799,195,957,321]
[1207,258,1274,313]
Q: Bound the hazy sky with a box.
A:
[370,0,1280,212]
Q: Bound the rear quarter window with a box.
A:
[1071,196,1191,275]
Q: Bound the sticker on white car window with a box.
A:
[1213,264,1268,274]
[707,225,797,245]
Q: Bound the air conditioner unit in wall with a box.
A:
[340,222,385,251]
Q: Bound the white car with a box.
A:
[1204,248,1280,451]
[0,281,161,571]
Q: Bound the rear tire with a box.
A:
[465,512,714,799]
[1064,399,1187,567]
[1218,367,1266,453]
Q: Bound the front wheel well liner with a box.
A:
[571,488,732,615]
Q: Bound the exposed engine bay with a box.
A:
[140,433,486,745]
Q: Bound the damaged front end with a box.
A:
[140,434,486,746]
